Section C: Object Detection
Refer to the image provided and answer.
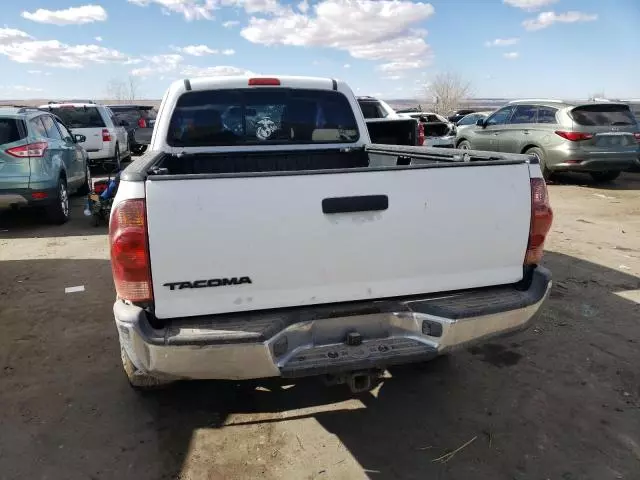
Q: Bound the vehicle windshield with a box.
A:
[0,118,25,145]
[570,105,637,126]
[168,89,359,147]
[47,106,106,128]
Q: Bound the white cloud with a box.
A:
[503,0,558,11]
[127,0,216,20]
[21,5,108,25]
[0,39,135,68]
[180,65,254,77]
[171,45,235,56]
[131,53,183,76]
[175,44,219,55]
[503,51,519,59]
[0,85,44,93]
[385,75,402,80]
[0,28,33,44]
[523,11,598,31]
[343,63,350,68]
[485,37,519,47]
[95,36,103,42]
[240,0,435,72]
[222,20,240,27]
[222,0,286,15]
[298,0,309,12]
[27,69,52,75]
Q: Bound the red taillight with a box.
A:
[102,128,111,142]
[633,132,640,142]
[109,199,153,302]
[417,122,425,146]
[525,178,553,266]
[248,78,280,86]
[31,192,48,200]
[137,117,147,128]
[5,142,48,158]
[555,130,593,141]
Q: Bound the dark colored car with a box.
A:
[106,104,156,155]
[448,109,477,124]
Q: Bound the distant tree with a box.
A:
[105,76,141,103]
[423,72,471,115]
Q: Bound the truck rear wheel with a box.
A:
[120,345,172,390]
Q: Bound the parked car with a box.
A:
[448,109,477,124]
[106,104,156,156]
[455,100,640,182]
[109,75,552,391]
[41,102,130,168]
[455,111,493,128]
[398,111,455,147]
[356,96,424,145]
[0,106,90,223]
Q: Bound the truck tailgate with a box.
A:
[146,164,532,319]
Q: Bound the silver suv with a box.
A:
[455,100,640,182]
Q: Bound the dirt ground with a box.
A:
[1,172,639,480]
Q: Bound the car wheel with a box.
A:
[77,162,91,195]
[114,144,121,170]
[525,147,551,180]
[590,171,620,183]
[46,177,70,224]
[457,140,471,150]
[120,344,172,391]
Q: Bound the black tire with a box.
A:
[77,162,91,195]
[525,147,551,180]
[132,145,147,156]
[590,171,620,183]
[457,140,471,150]
[120,344,171,391]
[46,177,70,224]
[114,144,121,170]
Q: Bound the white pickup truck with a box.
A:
[110,75,553,392]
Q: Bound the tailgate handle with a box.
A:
[322,195,388,214]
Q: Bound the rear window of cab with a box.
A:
[167,89,360,147]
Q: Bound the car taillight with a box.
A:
[417,122,425,146]
[102,128,111,142]
[633,132,640,142]
[555,130,593,141]
[525,178,553,266]
[109,199,153,302]
[5,142,48,158]
[138,117,147,128]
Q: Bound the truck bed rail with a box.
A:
[366,143,536,166]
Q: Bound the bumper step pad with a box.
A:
[280,337,437,378]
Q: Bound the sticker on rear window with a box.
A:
[256,117,277,140]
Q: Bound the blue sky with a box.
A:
[0,0,638,100]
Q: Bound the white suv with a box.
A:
[40,102,130,168]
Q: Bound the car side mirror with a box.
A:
[476,119,486,128]
[74,134,86,143]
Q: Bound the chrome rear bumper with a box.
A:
[115,267,552,381]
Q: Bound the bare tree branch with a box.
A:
[105,76,142,103]
[423,72,472,115]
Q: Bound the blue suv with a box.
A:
[0,106,90,223]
